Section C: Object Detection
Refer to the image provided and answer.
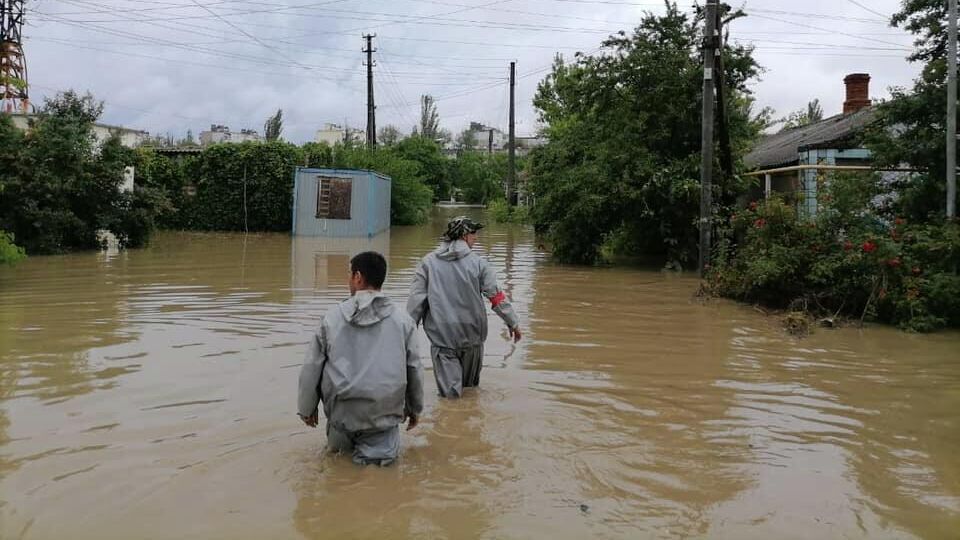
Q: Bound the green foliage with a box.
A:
[527,4,764,265]
[779,99,824,131]
[0,230,25,265]
[0,91,169,254]
[448,152,503,204]
[301,142,334,168]
[488,198,530,224]
[418,95,441,140]
[187,141,301,231]
[865,0,960,218]
[378,125,402,146]
[264,109,283,142]
[392,136,450,200]
[710,173,960,331]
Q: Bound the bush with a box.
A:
[0,92,169,254]
[710,173,960,331]
[489,199,530,224]
[0,230,25,265]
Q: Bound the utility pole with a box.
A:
[948,0,957,219]
[714,5,734,183]
[363,33,377,150]
[508,61,517,206]
[0,0,29,113]
[488,128,494,155]
[699,0,719,276]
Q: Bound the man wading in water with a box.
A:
[407,216,522,398]
[297,251,424,466]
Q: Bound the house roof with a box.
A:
[744,107,876,170]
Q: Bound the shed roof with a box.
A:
[744,107,876,170]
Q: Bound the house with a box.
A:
[292,168,391,237]
[516,135,547,156]
[8,113,150,148]
[745,73,876,216]
[465,122,508,151]
[198,124,261,146]
[315,123,364,146]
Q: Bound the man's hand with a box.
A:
[299,412,318,428]
[510,327,523,343]
[404,412,419,431]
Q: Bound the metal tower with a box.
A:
[1,0,28,113]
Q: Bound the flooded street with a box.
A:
[1,210,958,539]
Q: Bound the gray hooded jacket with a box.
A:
[298,291,424,433]
[407,240,519,349]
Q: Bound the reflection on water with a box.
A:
[0,209,958,539]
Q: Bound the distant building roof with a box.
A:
[744,107,876,170]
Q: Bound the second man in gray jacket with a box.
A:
[407,216,521,398]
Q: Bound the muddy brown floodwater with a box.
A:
[1,209,958,539]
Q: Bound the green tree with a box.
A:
[418,95,441,140]
[378,125,402,146]
[393,136,450,200]
[456,128,478,151]
[301,141,334,168]
[528,4,764,264]
[866,0,960,220]
[449,153,501,204]
[264,108,283,142]
[0,91,168,254]
[779,99,824,131]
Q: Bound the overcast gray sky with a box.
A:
[20,0,921,142]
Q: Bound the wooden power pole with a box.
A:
[948,0,957,219]
[363,33,377,149]
[508,61,517,207]
[714,5,734,183]
[699,0,719,275]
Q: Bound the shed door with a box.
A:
[316,176,352,220]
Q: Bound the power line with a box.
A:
[29,35,364,86]
[49,3,620,35]
[748,13,909,48]
[845,0,891,21]
[186,0,312,70]
[30,16,505,80]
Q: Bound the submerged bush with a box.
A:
[710,173,960,332]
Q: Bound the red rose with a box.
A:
[862,241,877,253]
[887,258,901,268]
[843,241,854,251]
[754,218,766,228]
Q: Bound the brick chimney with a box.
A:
[843,73,871,114]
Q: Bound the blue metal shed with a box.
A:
[292,167,391,237]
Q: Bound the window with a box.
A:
[316,176,352,219]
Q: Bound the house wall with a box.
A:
[10,114,148,148]
[292,168,391,237]
[798,148,872,216]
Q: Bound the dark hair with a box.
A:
[350,251,387,289]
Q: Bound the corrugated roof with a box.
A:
[744,107,876,170]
